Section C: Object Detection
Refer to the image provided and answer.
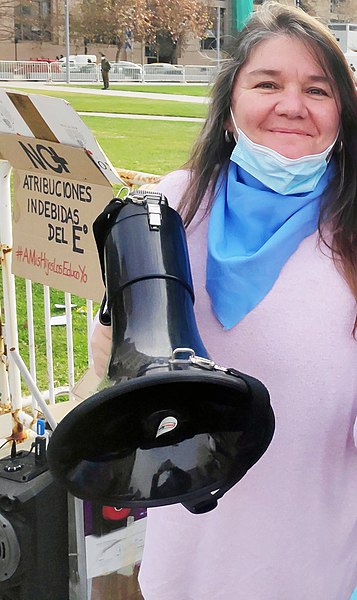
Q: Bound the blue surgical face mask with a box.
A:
[229,109,337,195]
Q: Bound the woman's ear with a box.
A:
[224,117,234,133]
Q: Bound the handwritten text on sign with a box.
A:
[10,138,113,300]
[24,174,91,253]
[15,247,87,282]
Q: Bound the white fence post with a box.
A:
[0,301,10,410]
[0,160,22,414]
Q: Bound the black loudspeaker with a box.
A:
[0,470,68,600]
[47,191,275,514]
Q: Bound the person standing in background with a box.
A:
[100,53,111,89]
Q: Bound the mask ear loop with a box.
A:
[229,107,239,143]
[337,141,345,196]
[326,131,341,163]
[229,107,238,131]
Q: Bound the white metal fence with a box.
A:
[0,94,160,593]
[0,160,89,444]
[0,164,158,599]
[0,166,161,450]
[0,60,218,84]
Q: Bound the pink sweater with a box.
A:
[138,170,357,600]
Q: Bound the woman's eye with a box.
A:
[255,82,277,89]
[307,87,328,96]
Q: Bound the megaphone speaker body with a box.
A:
[47,191,275,514]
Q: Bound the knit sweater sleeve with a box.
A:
[151,169,190,211]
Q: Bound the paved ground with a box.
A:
[77,111,204,122]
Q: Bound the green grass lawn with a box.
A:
[84,116,201,174]
[74,94,207,118]
[0,83,210,96]
[5,86,209,118]
[0,86,204,395]
[13,280,98,392]
[64,83,211,96]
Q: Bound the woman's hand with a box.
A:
[90,315,112,378]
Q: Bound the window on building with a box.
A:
[201,8,225,51]
[15,1,52,41]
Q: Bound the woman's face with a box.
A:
[229,35,341,159]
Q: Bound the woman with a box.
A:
[91,3,357,599]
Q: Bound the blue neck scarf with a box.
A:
[206,161,334,330]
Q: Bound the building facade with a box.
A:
[0,0,356,64]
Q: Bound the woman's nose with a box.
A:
[274,89,308,118]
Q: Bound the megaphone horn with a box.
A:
[47,190,275,514]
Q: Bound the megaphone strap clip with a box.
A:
[190,354,222,372]
[124,189,168,231]
[169,348,227,374]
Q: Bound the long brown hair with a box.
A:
[177,1,357,334]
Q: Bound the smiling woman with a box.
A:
[90,2,357,599]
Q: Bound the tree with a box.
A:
[15,1,53,42]
[70,0,155,61]
[0,1,21,42]
[0,1,57,45]
[70,0,213,63]
[149,0,214,62]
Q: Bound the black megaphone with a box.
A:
[47,190,275,514]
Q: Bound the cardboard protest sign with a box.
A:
[6,90,123,185]
[0,90,35,137]
[0,133,112,301]
[0,89,127,300]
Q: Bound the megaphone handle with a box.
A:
[99,293,111,326]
